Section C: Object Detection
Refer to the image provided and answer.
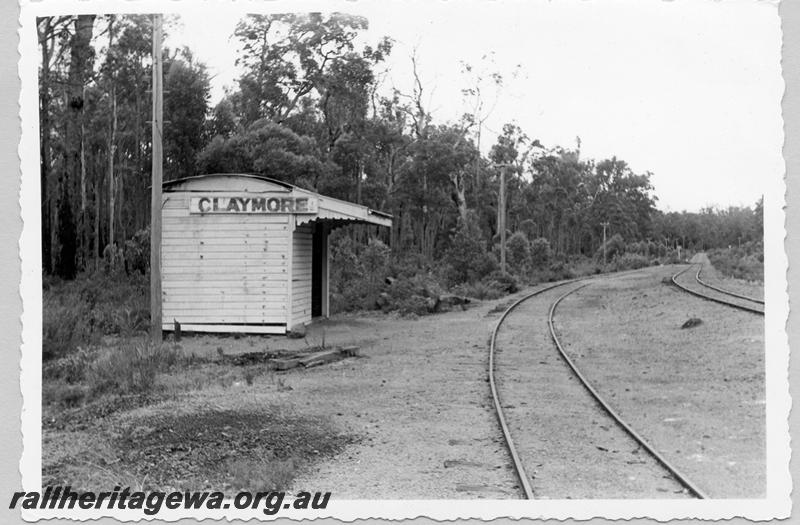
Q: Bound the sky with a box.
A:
[167,0,783,213]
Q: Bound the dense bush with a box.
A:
[442,213,498,285]
[708,242,764,282]
[124,226,150,275]
[611,253,650,271]
[529,237,551,269]
[43,270,149,360]
[505,232,531,275]
[595,233,626,263]
[546,260,577,282]
[329,234,392,312]
[377,273,443,315]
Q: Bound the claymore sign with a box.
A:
[189,195,318,214]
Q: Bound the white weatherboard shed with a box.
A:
[160,174,392,334]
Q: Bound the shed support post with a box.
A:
[322,223,330,318]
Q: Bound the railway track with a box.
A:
[671,264,764,315]
[489,274,708,499]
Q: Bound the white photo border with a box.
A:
[18,0,791,520]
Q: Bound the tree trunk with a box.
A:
[79,85,87,270]
[57,14,95,278]
[108,87,116,259]
[39,18,53,274]
[94,158,101,269]
[106,16,117,264]
[450,170,468,224]
[118,161,125,243]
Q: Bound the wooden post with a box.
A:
[499,166,507,273]
[322,223,330,318]
[150,14,163,344]
[601,221,610,266]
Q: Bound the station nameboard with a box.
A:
[189,195,318,215]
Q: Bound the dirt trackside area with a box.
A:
[554,265,765,497]
[43,296,524,498]
[42,265,765,499]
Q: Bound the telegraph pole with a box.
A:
[491,163,513,273]
[150,14,163,344]
[600,221,610,265]
[499,166,507,273]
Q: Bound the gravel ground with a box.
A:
[279,304,524,498]
[43,264,765,499]
[554,265,765,498]
[494,280,692,499]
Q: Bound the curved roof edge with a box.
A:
[163,173,393,227]
[162,173,294,191]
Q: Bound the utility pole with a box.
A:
[150,14,163,344]
[499,166,507,273]
[492,163,513,273]
[600,221,610,265]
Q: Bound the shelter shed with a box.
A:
[160,174,392,335]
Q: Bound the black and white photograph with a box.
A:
[17,0,789,520]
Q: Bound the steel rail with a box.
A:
[695,265,764,305]
[489,265,704,499]
[672,265,764,315]
[488,279,579,499]
[547,284,709,499]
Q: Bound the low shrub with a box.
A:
[483,271,519,294]
[42,381,88,408]
[43,270,148,360]
[530,237,552,269]
[506,232,531,275]
[546,261,576,282]
[124,227,150,275]
[43,294,95,361]
[452,281,505,301]
[661,249,683,264]
[42,345,96,384]
[377,273,443,315]
[86,338,181,396]
[611,253,650,271]
[708,244,763,282]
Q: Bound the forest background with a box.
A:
[39,13,764,360]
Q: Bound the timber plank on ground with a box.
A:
[272,346,360,371]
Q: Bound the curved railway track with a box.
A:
[489,274,709,500]
[671,264,764,315]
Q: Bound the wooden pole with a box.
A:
[499,166,507,273]
[150,14,163,344]
[601,221,610,265]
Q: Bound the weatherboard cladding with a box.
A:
[292,224,313,326]
[161,191,290,328]
[160,174,390,333]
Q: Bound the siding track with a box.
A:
[489,273,709,499]
[671,265,764,315]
